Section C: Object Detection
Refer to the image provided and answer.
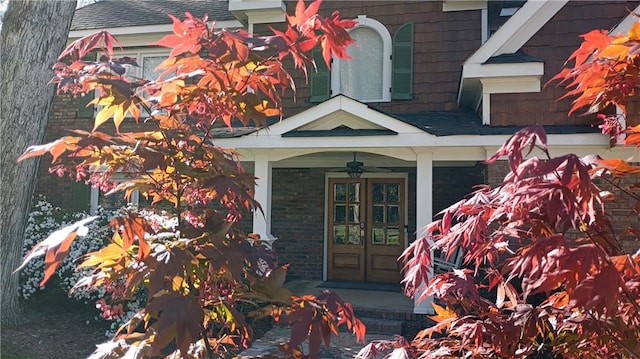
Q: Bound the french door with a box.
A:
[327,177,405,283]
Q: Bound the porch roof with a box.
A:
[392,112,600,136]
[210,95,599,138]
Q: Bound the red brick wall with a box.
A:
[271,168,327,280]
[270,165,484,280]
[35,92,95,208]
[491,1,639,127]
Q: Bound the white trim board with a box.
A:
[215,131,610,150]
[68,20,244,48]
[254,95,421,136]
[69,20,243,39]
[609,4,640,36]
[457,1,568,122]
[465,1,568,64]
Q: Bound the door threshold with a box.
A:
[317,280,402,293]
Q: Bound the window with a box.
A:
[90,186,140,214]
[89,173,141,214]
[310,17,413,103]
[122,51,170,116]
[121,51,169,82]
[77,50,170,119]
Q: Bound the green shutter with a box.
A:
[77,52,96,117]
[76,91,95,117]
[392,22,414,100]
[310,48,331,103]
[71,181,91,212]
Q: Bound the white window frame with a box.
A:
[90,189,140,215]
[114,49,170,81]
[89,179,140,215]
[92,49,171,119]
[331,15,392,103]
[88,50,171,214]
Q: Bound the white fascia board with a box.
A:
[222,132,432,148]
[240,147,420,162]
[463,62,543,79]
[338,97,419,133]
[258,95,421,136]
[480,76,541,94]
[228,0,284,12]
[214,131,609,151]
[247,10,285,24]
[68,20,243,40]
[229,0,285,20]
[442,0,487,12]
[465,0,567,64]
[609,5,640,36]
[258,96,348,135]
[433,147,488,161]
[226,137,611,163]
[459,62,543,107]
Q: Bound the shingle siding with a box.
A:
[490,1,639,127]
[263,0,481,116]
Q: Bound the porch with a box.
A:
[214,96,495,315]
[285,279,427,336]
[238,279,427,358]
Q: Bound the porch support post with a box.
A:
[414,148,435,314]
[253,152,277,246]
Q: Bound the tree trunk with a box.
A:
[0,0,76,326]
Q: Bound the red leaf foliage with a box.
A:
[15,1,361,358]
[383,19,640,359]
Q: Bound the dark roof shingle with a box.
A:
[71,0,235,31]
[484,50,544,64]
[391,111,600,136]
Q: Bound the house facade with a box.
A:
[37,0,640,313]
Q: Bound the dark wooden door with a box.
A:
[328,178,366,281]
[365,178,404,283]
[327,178,405,283]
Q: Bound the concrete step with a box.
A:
[353,306,416,321]
[359,317,404,335]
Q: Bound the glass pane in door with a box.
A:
[334,225,346,244]
[372,183,385,202]
[372,227,385,245]
[387,184,399,203]
[332,181,362,246]
[387,227,400,245]
[347,225,362,244]
[349,182,361,202]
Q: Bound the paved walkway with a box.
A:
[236,326,391,358]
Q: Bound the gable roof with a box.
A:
[210,95,598,139]
[71,0,235,31]
[257,95,421,137]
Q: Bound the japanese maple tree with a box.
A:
[359,18,640,359]
[15,1,365,358]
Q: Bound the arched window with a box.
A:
[332,16,392,102]
[309,18,413,103]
